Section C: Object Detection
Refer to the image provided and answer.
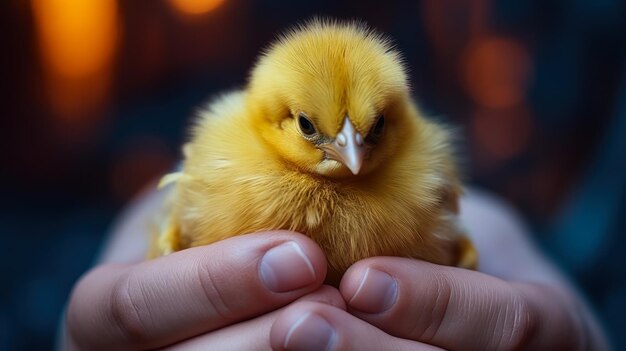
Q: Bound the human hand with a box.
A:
[270,258,585,351]
[269,190,608,351]
[65,231,339,350]
[336,258,586,350]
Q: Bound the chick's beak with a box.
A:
[319,117,367,175]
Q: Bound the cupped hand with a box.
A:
[65,231,331,350]
[270,259,587,351]
[269,190,608,351]
[338,258,585,350]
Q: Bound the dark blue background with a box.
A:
[2,0,625,349]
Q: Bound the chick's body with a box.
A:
[155,21,476,282]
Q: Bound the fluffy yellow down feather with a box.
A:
[153,19,476,284]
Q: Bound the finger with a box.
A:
[340,258,583,351]
[168,285,347,350]
[270,301,445,351]
[67,231,327,350]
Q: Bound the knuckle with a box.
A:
[412,270,453,342]
[110,270,151,346]
[497,290,537,351]
[196,261,236,321]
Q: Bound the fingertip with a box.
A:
[254,230,328,286]
[270,302,340,351]
[271,301,432,351]
[339,263,366,304]
[269,287,347,350]
[298,285,347,311]
[259,241,317,292]
[340,264,398,314]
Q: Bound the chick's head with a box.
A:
[247,20,412,178]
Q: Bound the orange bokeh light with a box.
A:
[31,0,118,79]
[471,106,533,163]
[31,0,119,126]
[169,0,224,15]
[463,37,531,109]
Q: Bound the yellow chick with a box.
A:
[154,19,476,283]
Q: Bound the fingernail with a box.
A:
[260,241,316,292]
[348,268,398,313]
[284,312,337,351]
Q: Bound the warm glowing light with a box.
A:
[169,0,224,15]
[472,106,532,162]
[421,1,489,55]
[463,37,531,109]
[31,0,118,124]
[32,0,118,79]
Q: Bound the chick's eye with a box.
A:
[372,115,385,136]
[298,113,317,136]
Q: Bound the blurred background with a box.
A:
[2,0,625,349]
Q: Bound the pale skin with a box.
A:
[62,185,609,350]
